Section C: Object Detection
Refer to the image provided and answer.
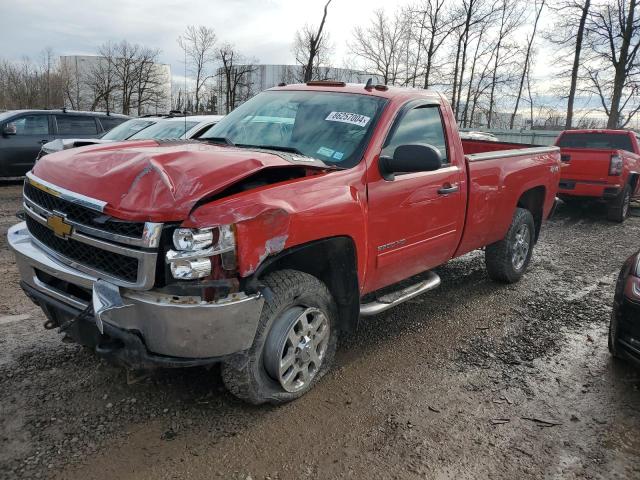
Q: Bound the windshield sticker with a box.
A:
[325,111,371,127]
[332,151,344,161]
[316,146,335,157]
[290,155,316,163]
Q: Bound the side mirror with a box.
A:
[379,143,443,181]
[2,123,17,136]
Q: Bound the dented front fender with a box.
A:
[184,167,369,279]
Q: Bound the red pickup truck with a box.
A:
[9,83,560,404]
[555,129,640,222]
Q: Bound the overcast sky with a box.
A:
[2,0,395,74]
[2,0,564,103]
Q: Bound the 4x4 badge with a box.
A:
[47,214,72,239]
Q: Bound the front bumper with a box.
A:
[8,222,265,367]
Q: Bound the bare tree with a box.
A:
[510,0,546,129]
[59,56,84,110]
[487,0,525,127]
[545,0,592,129]
[40,47,56,109]
[349,9,408,85]
[217,44,258,113]
[178,26,217,112]
[84,43,120,112]
[134,47,164,115]
[584,0,640,128]
[110,41,142,115]
[293,0,333,82]
[411,0,458,89]
[450,0,498,120]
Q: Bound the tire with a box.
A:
[221,270,338,405]
[608,314,620,358]
[485,207,535,284]
[608,271,626,360]
[607,184,631,223]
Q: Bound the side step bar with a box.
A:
[360,271,441,317]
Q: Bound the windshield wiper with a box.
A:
[198,136,235,146]
[237,144,303,155]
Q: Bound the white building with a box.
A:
[60,55,172,115]
[215,64,383,114]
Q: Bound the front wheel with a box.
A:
[222,270,338,405]
[485,207,535,284]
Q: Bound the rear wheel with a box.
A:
[485,208,535,284]
[607,184,631,223]
[221,270,338,405]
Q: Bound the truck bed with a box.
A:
[454,139,560,257]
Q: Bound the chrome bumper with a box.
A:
[8,222,264,360]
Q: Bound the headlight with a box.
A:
[173,228,214,251]
[166,225,236,280]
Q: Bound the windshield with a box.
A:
[101,119,156,140]
[129,120,199,140]
[558,133,634,152]
[0,111,20,123]
[200,90,387,167]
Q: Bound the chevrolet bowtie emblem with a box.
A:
[47,214,72,238]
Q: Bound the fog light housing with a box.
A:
[169,257,211,280]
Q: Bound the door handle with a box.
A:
[438,184,460,195]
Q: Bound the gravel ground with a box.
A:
[1,180,639,480]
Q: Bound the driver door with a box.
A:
[365,103,465,292]
[0,114,53,176]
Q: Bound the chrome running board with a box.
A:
[359,271,441,316]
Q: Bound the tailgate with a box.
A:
[559,148,613,181]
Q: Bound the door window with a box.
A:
[8,115,49,135]
[55,115,99,135]
[383,105,448,163]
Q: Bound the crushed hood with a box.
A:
[31,140,329,222]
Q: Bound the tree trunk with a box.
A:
[510,0,544,130]
[565,0,591,129]
[607,0,636,128]
[451,36,463,113]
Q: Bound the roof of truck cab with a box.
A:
[561,129,636,135]
[267,83,443,102]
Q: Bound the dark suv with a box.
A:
[0,110,128,177]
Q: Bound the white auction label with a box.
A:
[325,111,371,127]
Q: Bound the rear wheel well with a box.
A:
[629,173,639,192]
[250,237,360,332]
[517,186,546,242]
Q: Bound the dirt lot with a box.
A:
[1,179,639,480]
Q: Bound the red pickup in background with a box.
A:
[9,82,561,404]
[555,129,640,222]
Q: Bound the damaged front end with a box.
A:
[9,141,337,368]
[11,221,265,369]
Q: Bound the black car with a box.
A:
[609,250,640,366]
[0,109,128,177]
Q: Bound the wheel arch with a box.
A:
[247,236,360,333]
[517,186,546,242]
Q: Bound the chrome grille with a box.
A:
[24,181,145,239]
[26,216,139,283]
[22,173,161,289]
